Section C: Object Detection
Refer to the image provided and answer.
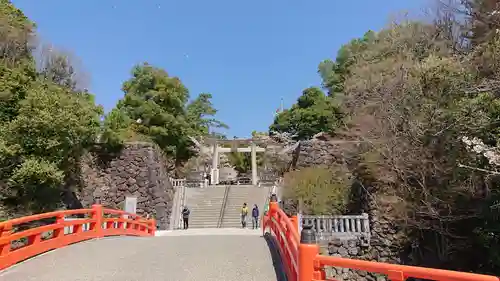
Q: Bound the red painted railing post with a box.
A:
[269,202,278,215]
[92,204,104,238]
[52,213,65,239]
[298,243,320,281]
[299,225,320,281]
[290,215,298,233]
[266,202,278,234]
[150,218,156,235]
[387,270,405,281]
[0,221,12,256]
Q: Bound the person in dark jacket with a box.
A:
[205,172,211,186]
[252,204,260,229]
[182,206,190,230]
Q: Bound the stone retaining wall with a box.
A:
[79,142,175,230]
[324,236,395,281]
[289,133,361,170]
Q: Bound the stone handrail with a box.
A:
[217,185,230,228]
[168,177,185,229]
[177,179,188,229]
[170,178,186,187]
[301,214,370,244]
[0,205,155,270]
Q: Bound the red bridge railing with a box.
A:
[262,201,499,281]
[0,204,155,270]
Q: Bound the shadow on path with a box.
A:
[264,232,288,281]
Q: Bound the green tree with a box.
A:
[0,0,37,123]
[186,92,228,134]
[0,0,35,63]
[228,151,264,175]
[251,131,267,138]
[318,30,374,96]
[208,132,227,140]
[1,81,103,213]
[0,0,103,214]
[112,63,191,156]
[269,87,342,140]
[105,63,227,167]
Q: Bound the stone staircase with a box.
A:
[184,186,227,228]
[221,185,269,228]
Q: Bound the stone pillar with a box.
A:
[211,143,219,185]
[251,142,257,186]
[298,198,304,234]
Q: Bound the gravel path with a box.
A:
[0,234,284,281]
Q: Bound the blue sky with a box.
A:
[13,0,425,138]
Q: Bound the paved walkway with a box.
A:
[0,230,285,281]
[155,227,263,236]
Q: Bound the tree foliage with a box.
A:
[340,21,500,273]
[228,151,264,175]
[269,87,342,140]
[318,30,374,97]
[103,63,227,167]
[0,0,103,214]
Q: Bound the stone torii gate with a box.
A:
[206,138,266,185]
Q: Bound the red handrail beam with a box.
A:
[101,208,156,235]
[262,202,300,281]
[0,204,155,270]
[264,201,500,281]
[315,255,500,281]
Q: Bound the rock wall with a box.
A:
[324,233,401,281]
[289,132,362,170]
[79,142,175,230]
[324,237,376,281]
[288,132,404,281]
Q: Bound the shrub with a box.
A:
[283,166,351,215]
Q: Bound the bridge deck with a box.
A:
[0,231,284,281]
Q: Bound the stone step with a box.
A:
[189,204,222,208]
[189,218,219,222]
[188,209,221,213]
[189,211,221,215]
[189,199,224,203]
[187,200,223,202]
[188,206,223,210]
[189,215,219,220]
[189,219,219,223]
[189,205,222,208]
[190,210,220,215]
[189,194,226,197]
[189,224,219,228]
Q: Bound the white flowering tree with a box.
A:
[461,136,500,172]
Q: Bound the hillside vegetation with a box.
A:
[272,0,500,275]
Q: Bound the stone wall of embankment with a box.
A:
[79,142,175,230]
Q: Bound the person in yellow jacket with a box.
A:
[241,203,249,228]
